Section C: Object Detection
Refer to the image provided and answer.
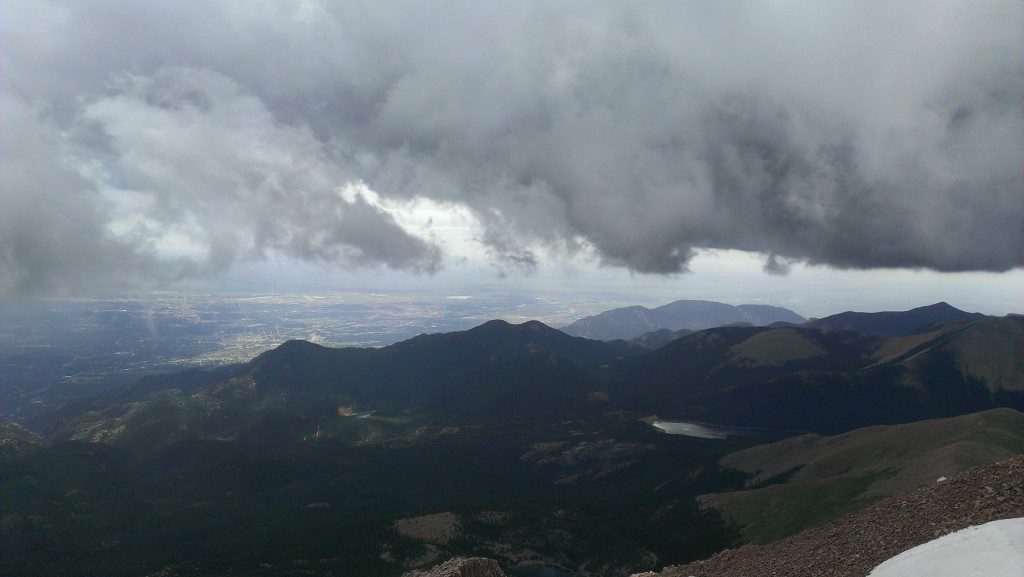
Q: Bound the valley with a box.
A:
[1,299,1022,576]
[0,290,623,424]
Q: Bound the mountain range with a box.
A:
[612,313,1024,433]
[560,300,807,340]
[561,299,986,343]
[44,304,1024,446]
[1,301,1022,577]
[802,301,984,336]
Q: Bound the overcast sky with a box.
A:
[2,1,1021,315]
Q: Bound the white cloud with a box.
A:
[2,0,1021,300]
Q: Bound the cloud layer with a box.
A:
[3,1,1021,297]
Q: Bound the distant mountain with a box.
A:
[561,300,806,341]
[803,301,982,336]
[627,328,696,350]
[700,407,1024,543]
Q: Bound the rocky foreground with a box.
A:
[636,454,1023,577]
[407,455,1022,577]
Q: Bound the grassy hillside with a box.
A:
[608,317,1024,434]
[920,316,1024,392]
[700,408,1024,543]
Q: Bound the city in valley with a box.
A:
[0,289,615,423]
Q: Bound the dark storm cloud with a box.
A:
[2,0,1021,297]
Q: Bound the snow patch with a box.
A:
[867,518,1024,577]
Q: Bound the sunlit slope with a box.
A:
[700,408,1024,543]
[890,316,1024,392]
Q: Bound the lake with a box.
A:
[652,420,763,439]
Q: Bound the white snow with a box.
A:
[867,518,1024,577]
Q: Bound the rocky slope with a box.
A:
[402,557,507,577]
[635,454,1023,577]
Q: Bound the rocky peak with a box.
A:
[402,556,507,577]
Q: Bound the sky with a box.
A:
[2,1,1022,317]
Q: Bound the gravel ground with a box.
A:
[636,454,1024,577]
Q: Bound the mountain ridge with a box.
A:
[561,300,806,341]
[803,302,983,336]
[53,319,638,447]
[48,312,1024,447]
